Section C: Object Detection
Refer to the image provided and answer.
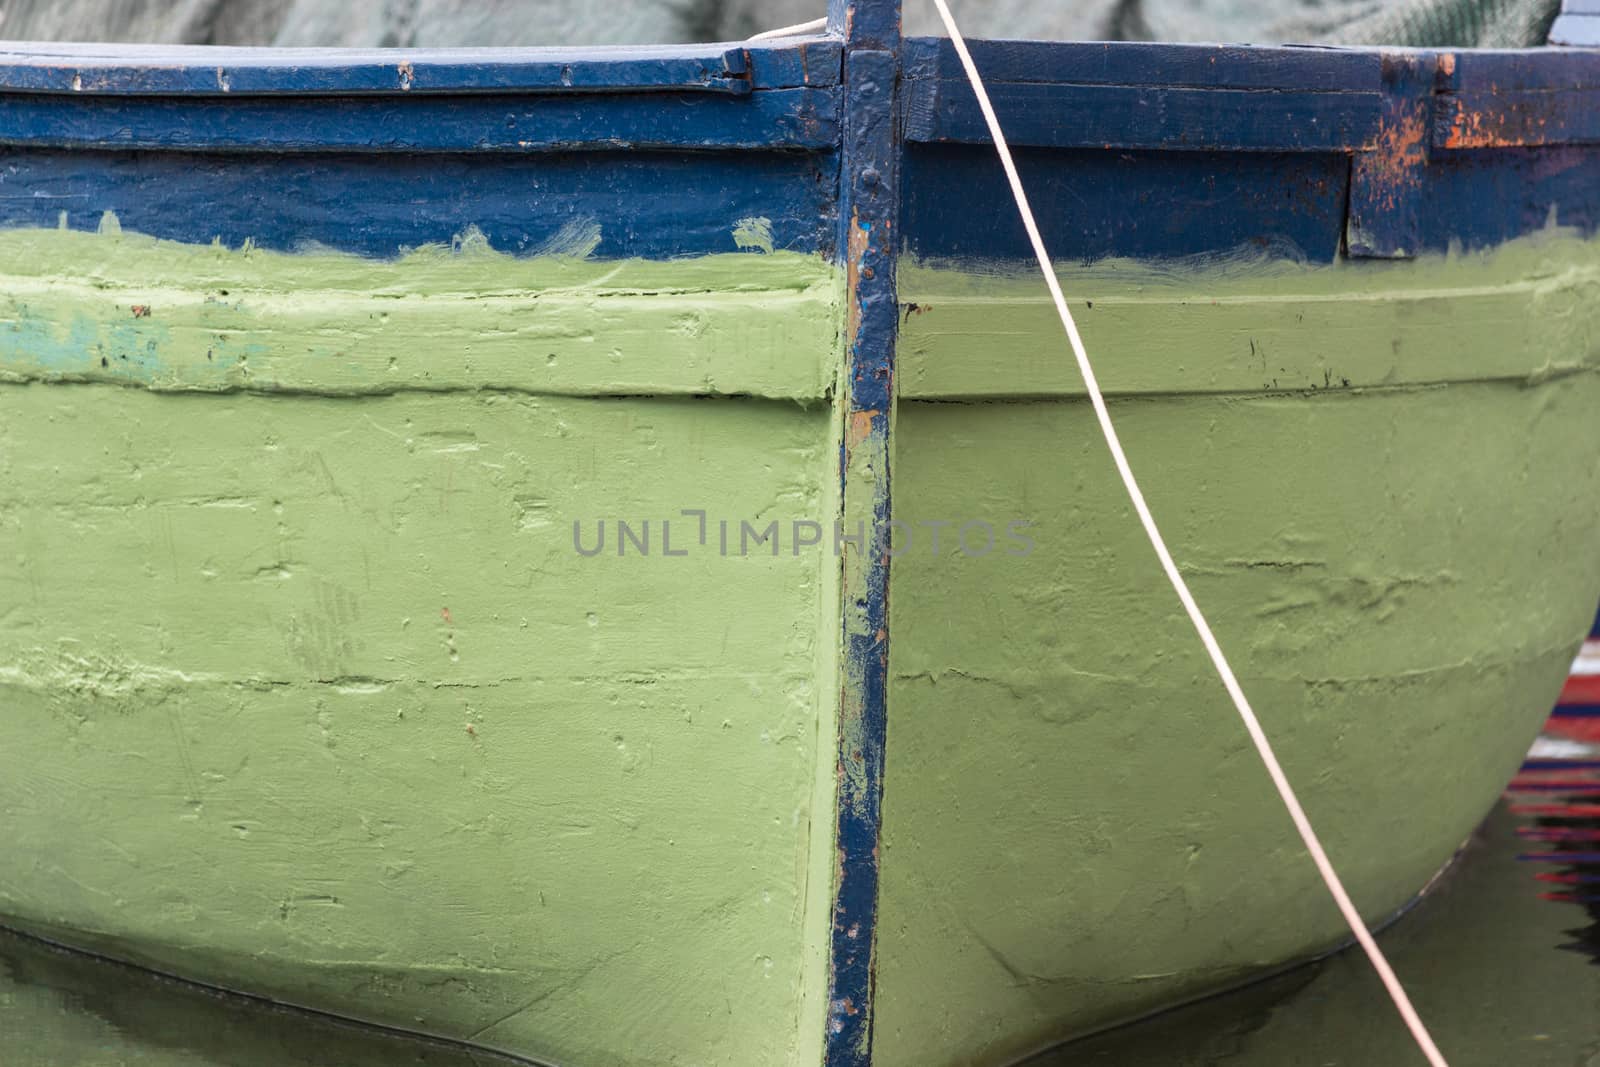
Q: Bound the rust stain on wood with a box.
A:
[847,409,876,448]
[1364,110,1427,212]
[844,209,869,347]
[1439,99,1553,149]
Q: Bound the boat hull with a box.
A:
[874,241,1600,1065]
[2,31,1600,1067]
[0,233,846,1067]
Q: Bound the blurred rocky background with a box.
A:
[0,0,1563,48]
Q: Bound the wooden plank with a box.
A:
[0,85,841,152]
[0,247,840,400]
[902,143,1349,263]
[1435,88,1600,147]
[905,79,1382,152]
[902,36,1379,91]
[1347,52,1434,258]
[1441,47,1600,90]
[0,147,837,260]
[752,37,843,88]
[1433,49,1600,147]
[0,39,841,95]
[896,272,1556,400]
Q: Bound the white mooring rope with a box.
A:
[748,16,829,40]
[924,2,1450,1063]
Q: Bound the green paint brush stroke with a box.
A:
[900,227,1600,398]
[0,223,842,400]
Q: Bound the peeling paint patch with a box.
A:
[1345,54,1432,259]
[733,216,775,254]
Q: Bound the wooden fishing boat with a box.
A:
[4,1,1600,1064]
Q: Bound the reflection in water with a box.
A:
[1519,764,1600,967]
[1527,652,1600,967]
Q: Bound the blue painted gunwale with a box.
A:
[0,39,841,152]
[0,39,840,93]
[902,38,1387,152]
[1,36,1597,260]
[0,40,845,260]
[1436,48,1600,148]
[902,38,1600,152]
[897,37,1600,261]
[0,89,840,152]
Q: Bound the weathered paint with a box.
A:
[901,39,1600,160]
[900,37,1382,94]
[0,148,839,262]
[0,39,847,153]
[0,223,841,400]
[5,26,1600,1067]
[903,143,1354,265]
[0,87,843,153]
[1345,52,1432,259]
[822,4,900,1054]
[872,229,1600,1066]
[898,226,1600,400]
[903,78,1383,153]
[1434,50,1600,150]
[899,40,1600,267]
[0,39,843,96]
[0,42,780,96]
[0,226,847,1067]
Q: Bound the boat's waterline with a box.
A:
[1,224,1598,1065]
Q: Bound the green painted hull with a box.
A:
[878,238,1600,1064]
[3,225,1600,1065]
